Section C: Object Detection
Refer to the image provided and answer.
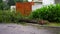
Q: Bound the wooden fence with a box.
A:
[16,2,33,16]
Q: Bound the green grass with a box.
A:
[46,22,60,26]
[16,22,27,26]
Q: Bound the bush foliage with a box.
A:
[30,4,60,22]
[0,10,23,23]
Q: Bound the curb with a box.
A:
[27,23,60,28]
[39,25,60,28]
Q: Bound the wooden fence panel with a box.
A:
[16,2,32,16]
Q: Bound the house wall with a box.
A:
[32,0,55,11]
[43,0,55,5]
[55,0,60,4]
[32,2,42,10]
[32,0,43,10]
[10,6,16,12]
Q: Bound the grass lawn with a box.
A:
[46,22,60,26]
[17,22,60,26]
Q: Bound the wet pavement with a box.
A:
[0,24,60,34]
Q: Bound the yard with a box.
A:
[46,23,60,26]
[0,0,60,34]
[0,3,60,26]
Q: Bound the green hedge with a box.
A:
[0,10,23,23]
[30,4,60,22]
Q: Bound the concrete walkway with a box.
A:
[0,24,60,34]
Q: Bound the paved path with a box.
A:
[0,24,60,34]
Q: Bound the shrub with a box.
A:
[30,4,60,22]
[0,3,3,10]
[28,11,39,20]
[11,11,23,23]
[0,10,23,23]
[0,2,10,10]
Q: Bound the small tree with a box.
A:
[0,0,3,10]
[14,0,28,2]
[0,0,2,3]
[8,0,15,6]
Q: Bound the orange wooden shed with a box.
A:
[16,2,34,16]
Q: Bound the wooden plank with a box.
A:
[16,2,32,16]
